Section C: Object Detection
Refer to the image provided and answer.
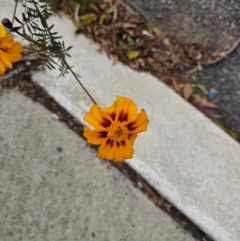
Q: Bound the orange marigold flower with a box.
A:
[0,25,22,75]
[83,96,149,162]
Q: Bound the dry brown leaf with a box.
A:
[112,55,118,66]
[110,33,117,43]
[129,61,139,69]
[202,99,218,109]
[122,23,137,29]
[218,51,227,58]
[171,76,181,92]
[87,4,102,15]
[103,46,111,58]
[183,83,193,100]
[191,94,203,103]
[211,51,219,57]
[163,38,170,45]
[147,57,154,64]
[124,29,134,37]
[137,58,145,67]
[192,95,218,109]
[185,65,198,77]
[153,27,163,37]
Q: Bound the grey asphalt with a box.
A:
[127,0,240,139]
[0,90,194,241]
[195,45,240,139]
[127,0,240,53]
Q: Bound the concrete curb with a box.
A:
[33,16,240,241]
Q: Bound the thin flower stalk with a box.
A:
[1,1,150,162]
[5,0,96,104]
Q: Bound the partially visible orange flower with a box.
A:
[0,25,22,75]
[83,96,149,162]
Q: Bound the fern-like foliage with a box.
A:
[12,0,73,76]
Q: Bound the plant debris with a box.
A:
[61,0,224,123]
[72,0,240,140]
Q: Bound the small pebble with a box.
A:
[137,181,143,189]
[52,113,59,120]
[57,147,63,152]
[222,95,231,103]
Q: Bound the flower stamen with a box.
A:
[107,121,129,142]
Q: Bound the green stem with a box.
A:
[11,0,19,26]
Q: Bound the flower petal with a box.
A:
[97,138,134,162]
[101,102,116,121]
[84,104,113,129]
[0,50,12,69]
[97,139,115,161]
[115,96,137,122]
[128,133,138,145]
[0,59,6,74]
[126,109,149,133]
[114,139,134,162]
[83,126,107,145]
[0,33,13,49]
[0,29,22,75]
[4,42,22,62]
[0,26,6,38]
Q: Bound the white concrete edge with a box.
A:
[2,2,240,240]
[127,158,230,241]
[32,17,240,241]
[34,60,236,241]
[35,77,234,241]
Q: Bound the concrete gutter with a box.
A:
[2,2,240,241]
